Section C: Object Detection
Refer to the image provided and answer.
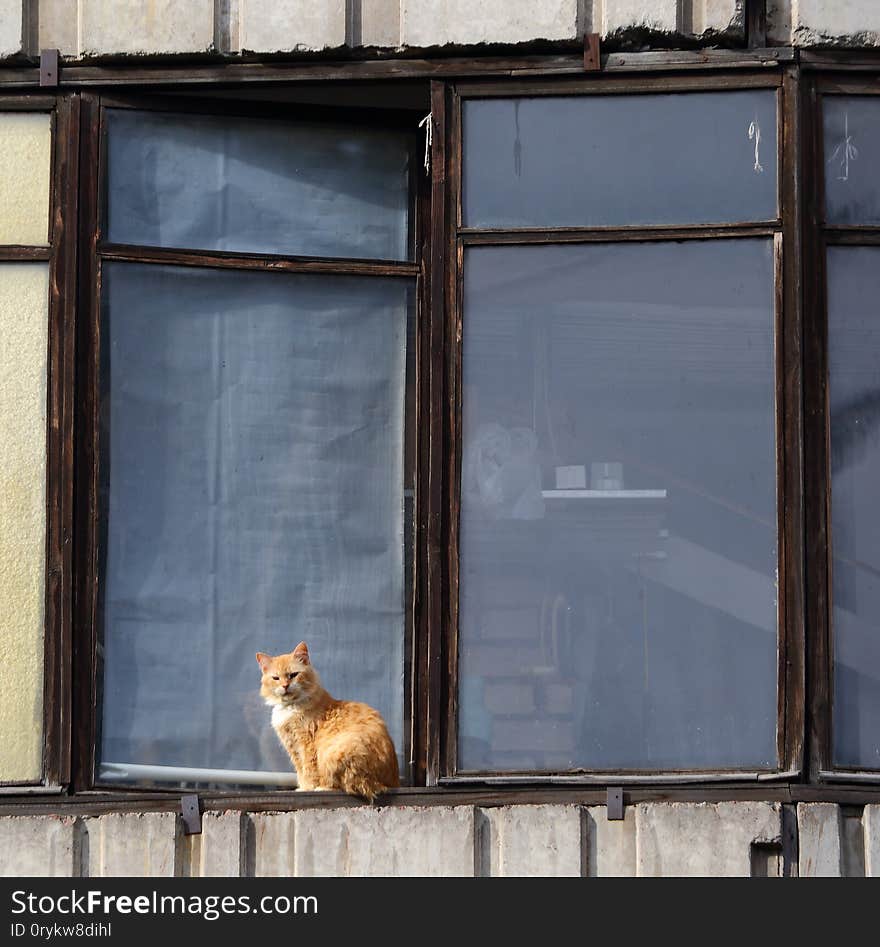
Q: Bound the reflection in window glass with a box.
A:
[98,263,413,785]
[463,91,778,229]
[106,109,412,261]
[458,240,778,771]
[824,96,880,226]
[828,247,880,769]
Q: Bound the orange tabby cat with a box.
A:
[256,642,399,802]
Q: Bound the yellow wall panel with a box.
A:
[0,263,48,783]
[0,113,52,247]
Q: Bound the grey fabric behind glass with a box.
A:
[99,262,410,779]
[828,247,880,769]
[824,97,880,226]
[106,109,411,261]
[463,91,778,228]
[458,240,777,771]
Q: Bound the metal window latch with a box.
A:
[40,49,59,88]
[607,787,624,821]
[583,33,601,72]
[181,794,202,835]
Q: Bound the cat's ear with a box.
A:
[256,652,272,672]
[292,641,310,666]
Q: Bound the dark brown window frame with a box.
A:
[804,71,880,785]
[0,92,78,794]
[1,50,880,808]
[70,91,425,794]
[431,69,806,786]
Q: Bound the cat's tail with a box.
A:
[339,755,400,804]
[340,769,395,804]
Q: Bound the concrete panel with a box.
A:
[603,0,677,35]
[0,263,49,785]
[38,0,78,56]
[0,113,51,246]
[585,806,637,876]
[0,0,22,58]
[479,805,581,876]
[294,806,475,876]
[79,0,214,56]
[240,1,345,52]
[6,0,880,60]
[797,803,843,877]
[636,802,781,876]
[402,0,577,47]
[864,805,880,878]
[768,0,880,46]
[249,812,296,877]
[0,817,80,877]
[792,0,880,46]
[361,0,401,47]
[696,1,744,36]
[200,811,244,877]
[85,813,179,877]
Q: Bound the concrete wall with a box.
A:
[2,0,879,881]
[1,1,880,60]
[0,801,877,877]
[0,262,49,785]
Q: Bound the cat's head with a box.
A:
[256,642,322,708]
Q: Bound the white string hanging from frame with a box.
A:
[419,112,432,173]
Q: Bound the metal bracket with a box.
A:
[607,787,624,821]
[180,794,202,835]
[39,49,59,88]
[583,33,601,72]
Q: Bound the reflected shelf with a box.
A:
[542,489,667,499]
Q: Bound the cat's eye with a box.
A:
[271,676,279,681]
[290,672,299,679]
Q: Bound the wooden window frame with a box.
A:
[0,92,78,794]
[429,69,807,786]
[71,91,426,793]
[5,51,880,807]
[804,72,880,783]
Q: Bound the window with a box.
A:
[448,78,800,779]
[0,95,76,791]
[76,98,419,789]
[3,61,880,801]
[808,84,880,779]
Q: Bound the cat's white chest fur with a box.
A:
[271,704,297,729]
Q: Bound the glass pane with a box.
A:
[463,91,778,229]
[828,247,880,769]
[458,240,777,772]
[106,109,412,261]
[98,262,412,785]
[0,263,48,783]
[0,113,51,246]
[824,96,880,226]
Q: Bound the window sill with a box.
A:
[2,781,880,817]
